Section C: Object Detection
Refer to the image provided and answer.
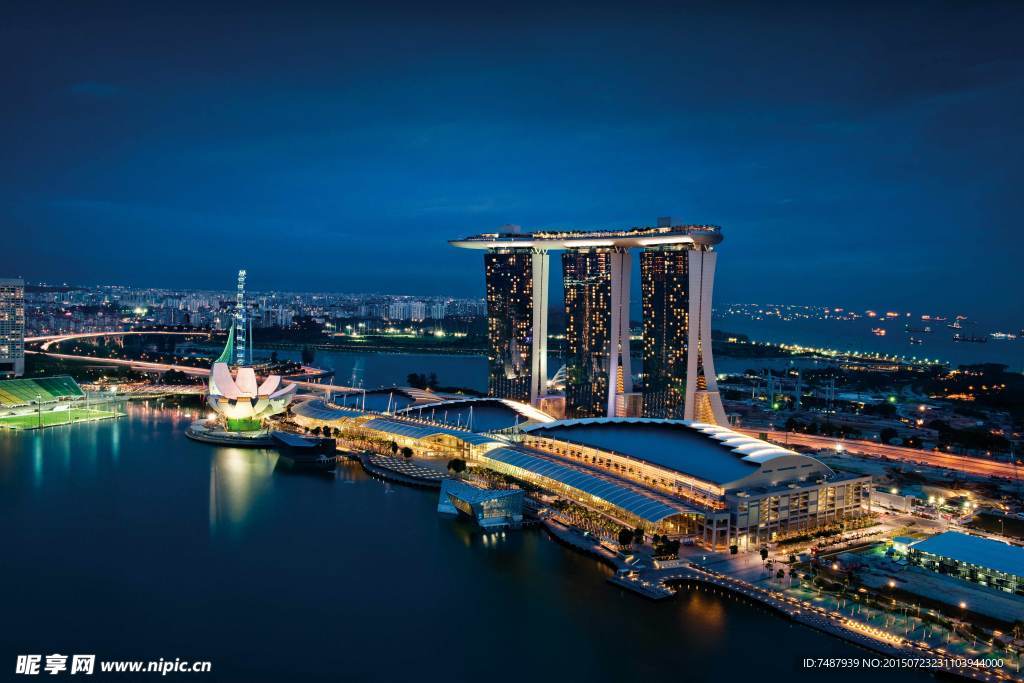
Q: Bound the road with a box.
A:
[27,330,212,351]
[26,330,342,388]
[740,428,1022,480]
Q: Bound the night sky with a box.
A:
[2,1,1022,321]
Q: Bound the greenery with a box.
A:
[0,408,120,430]
[447,458,467,473]
[226,417,263,431]
[400,446,414,458]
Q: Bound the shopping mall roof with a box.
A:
[397,396,555,431]
[361,417,507,447]
[523,418,831,488]
[910,531,1024,577]
[292,399,367,421]
[481,447,688,523]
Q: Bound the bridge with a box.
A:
[26,330,340,388]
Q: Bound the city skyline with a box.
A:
[3,1,1023,319]
[4,4,1024,681]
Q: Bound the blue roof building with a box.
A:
[909,531,1024,595]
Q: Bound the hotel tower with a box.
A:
[451,220,727,424]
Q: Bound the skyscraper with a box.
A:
[484,250,537,402]
[640,246,688,418]
[0,277,25,378]
[452,222,724,423]
[562,249,612,417]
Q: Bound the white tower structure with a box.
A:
[682,244,728,424]
[235,269,247,367]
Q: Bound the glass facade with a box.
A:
[484,250,534,402]
[562,249,612,418]
[0,278,25,378]
[639,247,688,418]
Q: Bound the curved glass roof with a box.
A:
[483,447,684,523]
[292,399,366,421]
[361,417,506,446]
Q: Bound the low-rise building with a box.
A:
[438,479,523,529]
[908,531,1024,596]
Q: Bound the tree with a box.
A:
[879,427,898,444]
[633,527,645,545]
[447,458,467,474]
[617,528,634,547]
[389,441,399,456]
[1011,620,1024,641]
[400,446,413,459]
[760,546,769,562]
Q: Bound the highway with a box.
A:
[739,428,1022,480]
[27,330,212,351]
[26,330,345,389]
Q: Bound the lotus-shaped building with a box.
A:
[207,323,296,430]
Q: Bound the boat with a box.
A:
[904,325,932,334]
[908,337,924,345]
[989,332,1018,341]
[871,328,886,337]
[952,333,987,344]
[271,431,339,471]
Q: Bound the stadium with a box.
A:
[0,376,120,430]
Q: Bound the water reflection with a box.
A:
[33,435,43,488]
[208,448,278,535]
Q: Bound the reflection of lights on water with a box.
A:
[480,531,508,547]
[208,448,278,535]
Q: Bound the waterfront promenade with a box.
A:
[534,512,1019,682]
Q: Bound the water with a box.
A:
[0,404,919,682]
[718,314,1024,370]
[278,348,821,394]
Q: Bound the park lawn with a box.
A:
[0,408,122,430]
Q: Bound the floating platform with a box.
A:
[185,421,275,447]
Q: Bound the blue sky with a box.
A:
[2,1,1022,321]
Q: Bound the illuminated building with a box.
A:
[562,249,618,417]
[640,247,688,418]
[0,278,25,378]
[908,531,1024,595]
[206,324,296,430]
[205,271,295,431]
[291,395,869,548]
[483,249,548,403]
[451,222,726,423]
[520,418,872,548]
[437,479,524,529]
